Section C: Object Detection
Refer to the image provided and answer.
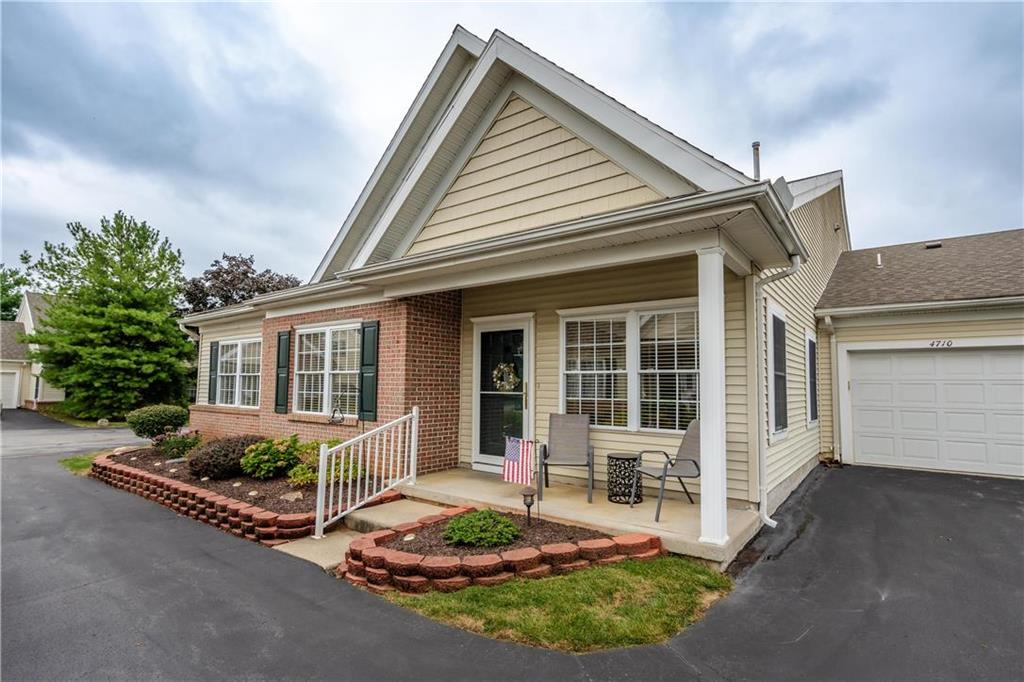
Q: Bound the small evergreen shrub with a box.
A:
[443,509,520,548]
[126,404,189,440]
[241,434,301,480]
[286,439,361,488]
[155,430,202,459]
[187,434,264,480]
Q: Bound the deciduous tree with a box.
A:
[180,253,300,315]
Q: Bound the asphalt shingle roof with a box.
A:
[1,321,28,361]
[817,229,1024,310]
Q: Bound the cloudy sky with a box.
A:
[3,2,1021,281]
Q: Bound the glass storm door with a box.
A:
[476,327,527,464]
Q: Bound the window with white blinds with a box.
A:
[294,325,361,415]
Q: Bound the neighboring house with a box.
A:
[11,291,66,410]
[180,27,1021,559]
[1,320,31,409]
[816,229,1024,478]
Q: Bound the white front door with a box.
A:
[846,347,1023,477]
[1,371,20,409]
[472,316,533,473]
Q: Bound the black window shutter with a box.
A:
[274,331,290,414]
[207,342,219,404]
[808,339,818,421]
[772,315,788,431]
[359,321,379,421]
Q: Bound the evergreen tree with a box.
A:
[23,212,193,418]
[0,261,30,320]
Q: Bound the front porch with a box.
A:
[400,468,761,566]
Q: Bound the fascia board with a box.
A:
[816,296,1024,317]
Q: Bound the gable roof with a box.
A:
[1,321,28,361]
[312,27,754,282]
[24,291,48,321]
[817,228,1024,311]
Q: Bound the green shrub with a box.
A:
[187,434,264,480]
[443,509,520,548]
[126,404,189,440]
[241,434,301,480]
[286,439,361,488]
[155,431,202,459]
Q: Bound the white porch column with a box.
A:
[697,247,729,546]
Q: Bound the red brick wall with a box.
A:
[189,291,461,475]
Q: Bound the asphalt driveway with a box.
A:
[3,409,1022,680]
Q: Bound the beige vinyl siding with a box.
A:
[762,187,848,492]
[460,255,755,502]
[35,375,64,402]
[195,317,264,406]
[406,96,665,256]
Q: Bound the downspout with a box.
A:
[753,254,801,528]
[822,315,842,464]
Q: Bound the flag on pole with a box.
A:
[502,436,534,485]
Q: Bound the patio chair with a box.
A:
[538,414,594,503]
[629,419,701,522]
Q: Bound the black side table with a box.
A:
[606,453,642,504]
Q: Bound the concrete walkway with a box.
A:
[3,409,1022,680]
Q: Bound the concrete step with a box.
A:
[273,526,362,570]
[343,499,443,534]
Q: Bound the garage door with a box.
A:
[1,371,19,409]
[848,347,1024,477]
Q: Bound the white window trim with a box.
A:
[292,322,362,416]
[805,329,819,426]
[216,337,262,409]
[558,301,699,434]
[767,300,787,443]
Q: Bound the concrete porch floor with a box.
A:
[399,469,761,566]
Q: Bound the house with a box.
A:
[181,27,1022,563]
[1,292,65,410]
[816,229,1024,478]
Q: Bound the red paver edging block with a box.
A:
[333,511,665,595]
[88,451,401,548]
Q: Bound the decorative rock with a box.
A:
[279,491,303,502]
[360,546,392,569]
[431,575,472,592]
[552,559,590,574]
[232,482,242,487]
[169,468,178,473]
[501,547,543,572]
[518,563,553,579]
[540,543,580,565]
[201,477,210,482]
[248,491,259,497]
[613,533,656,555]
[460,554,503,577]
[402,534,416,542]
[595,554,628,566]
[419,555,461,579]
[385,550,425,577]
[473,571,514,587]
[392,574,430,593]
[578,538,616,560]
[97,418,110,426]
[130,457,137,461]
[364,567,391,585]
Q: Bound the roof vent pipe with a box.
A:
[752,141,761,181]
[876,253,883,268]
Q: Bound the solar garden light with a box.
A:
[521,487,536,526]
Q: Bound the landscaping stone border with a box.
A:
[90,450,402,545]
[336,507,665,594]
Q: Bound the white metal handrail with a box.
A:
[313,406,419,538]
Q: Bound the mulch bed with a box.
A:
[110,447,319,515]
[383,511,608,557]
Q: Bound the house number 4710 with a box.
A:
[929,339,954,348]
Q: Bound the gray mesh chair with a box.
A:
[538,414,594,503]
[629,419,701,522]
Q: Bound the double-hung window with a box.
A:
[561,302,699,432]
[768,303,788,435]
[217,339,262,407]
[294,324,360,415]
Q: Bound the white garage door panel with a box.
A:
[1,371,18,408]
[849,347,1024,477]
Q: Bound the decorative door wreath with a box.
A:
[491,362,521,392]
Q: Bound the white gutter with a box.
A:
[754,254,802,528]
[816,295,1024,318]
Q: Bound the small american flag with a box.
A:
[502,436,535,485]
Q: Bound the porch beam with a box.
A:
[697,246,729,546]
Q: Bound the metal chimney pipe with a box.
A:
[752,141,761,181]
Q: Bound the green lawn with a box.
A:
[59,450,107,476]
[38,403,126,429]
[386,555,731,652]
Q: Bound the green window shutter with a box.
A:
[275,331,291,414]
[207,342,219,404]
[358,321,379,421]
